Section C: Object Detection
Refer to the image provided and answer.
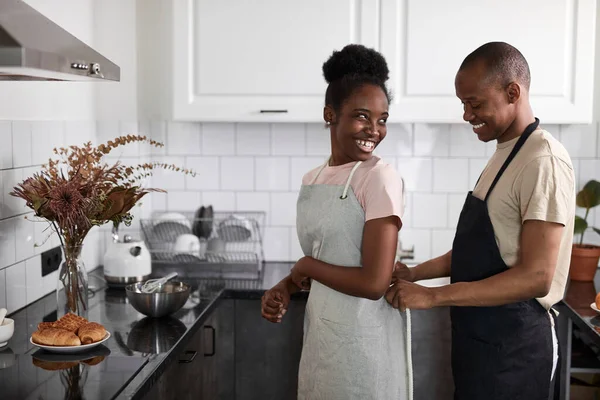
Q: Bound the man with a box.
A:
[387,42,575,399]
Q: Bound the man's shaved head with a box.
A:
[459,42,531,90]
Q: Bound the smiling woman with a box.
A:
[261,44,410,400]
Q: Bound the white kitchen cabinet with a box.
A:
[172,0,381,122]
[172,0,596,124]
[380,0,597,124]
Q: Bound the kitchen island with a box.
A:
[5,261,599,400]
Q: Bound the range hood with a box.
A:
[0,0,120,81]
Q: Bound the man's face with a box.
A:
[455,61,516,143]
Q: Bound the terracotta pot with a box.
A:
[569,244,600,282]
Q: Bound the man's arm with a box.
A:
[433,219,562,306]
[387,219,563,310]
[294,216,399,300]
[410,251,452,281]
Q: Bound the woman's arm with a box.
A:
[293,215,399,300]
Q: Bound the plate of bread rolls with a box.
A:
[30,313,110,354]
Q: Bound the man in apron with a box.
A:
[386,42,576,399]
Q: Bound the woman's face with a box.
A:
[328,84,389,165]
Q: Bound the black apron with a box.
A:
[450,118,554,400]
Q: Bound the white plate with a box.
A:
[30,332,111,354]
[590,303,600,313]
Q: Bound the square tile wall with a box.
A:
[148,121,600,263]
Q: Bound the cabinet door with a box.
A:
[172,0,380,122]
[380,0,596,123]
[234,298,306,400]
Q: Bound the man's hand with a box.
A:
[385,280,436,311]
[392,262,416,283]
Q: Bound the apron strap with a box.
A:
[310,158,330,185]
[484,118,540,202]
[340,161,362,199]
[310,157,363,200]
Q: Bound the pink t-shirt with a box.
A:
[302,155,405,226]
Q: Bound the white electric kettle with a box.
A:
[104,227,152,288]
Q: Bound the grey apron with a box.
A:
[296,159,408,400]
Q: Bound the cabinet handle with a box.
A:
[259,109,288,113]
[204,325,215,357]
[179,350,197,364]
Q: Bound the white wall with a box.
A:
[0,0,96,120]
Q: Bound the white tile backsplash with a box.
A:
[255,157,290,191]
[412,193,448,228]
[448,193,466,228]
[397,157,432,192]
[270,192,298,226]
[202,191,236,211]
[264,226,291,261]
[202,123,235,155]
[31,121,64,165]
[431,229,456,258]
[12,121,32,168]
[0,116,598,313]
[433,159,469,193]
[291,157,323,191]
[186,157,220,190]
[167,191,202,212]
[560,124,598,158]
[450,124,486,157]
[167,122,201,155]
[271,123,306,156]
[468,158,489,188]
[414,124,450,156]
[306,124,330,156]
[236,123,271,155]
[0,121,13,170]
[6,262,27,313]
[376,124,413,156]
[221,157,254,190]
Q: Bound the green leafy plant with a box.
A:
[574,180,600,246]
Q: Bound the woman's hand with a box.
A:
[291,257,312,290]
[261,282,291,323]
[391,261,416,284]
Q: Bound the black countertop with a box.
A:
[0,262,296,400]
[560,270,600,345]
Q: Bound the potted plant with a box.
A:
[10,135,193,317]
[569,179,600,281]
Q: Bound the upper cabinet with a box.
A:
[171,0,597,123]
[172,0,381,122]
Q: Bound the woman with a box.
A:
[261,44,409,400]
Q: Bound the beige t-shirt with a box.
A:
[472,129,576,310]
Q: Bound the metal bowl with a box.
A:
[125,281,191,318]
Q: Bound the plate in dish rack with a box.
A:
[30,331,111,354]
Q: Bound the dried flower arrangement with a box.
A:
[10,135,193,316]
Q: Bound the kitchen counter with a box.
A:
[0,262,306,400]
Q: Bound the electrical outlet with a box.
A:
[41,246,62,277]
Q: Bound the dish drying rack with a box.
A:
[140,210,266,277]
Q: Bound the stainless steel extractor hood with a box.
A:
[0,0,120,81]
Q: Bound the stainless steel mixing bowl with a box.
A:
[125,281,191,318]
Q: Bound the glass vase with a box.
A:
[56,245,89,319]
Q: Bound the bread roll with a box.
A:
[32,328,81,346]
[77,322,106,345]
[595,292,600,310]
[37,322,55,331]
